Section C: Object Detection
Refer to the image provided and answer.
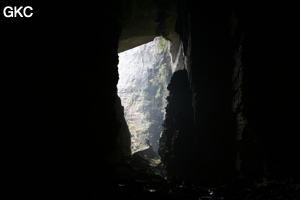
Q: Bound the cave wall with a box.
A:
[233,1,300,180]
[118,0,159,52]
[160,0,300,184]
[3,2,122,198]
[164,0,237,185]
[113,95,132,161]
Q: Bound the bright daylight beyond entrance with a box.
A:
[117,36,172,154]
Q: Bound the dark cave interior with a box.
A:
[3,1,300,199]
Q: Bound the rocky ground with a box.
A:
[93,148,300,200]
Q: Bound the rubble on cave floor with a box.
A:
[99,176,300,200]
[102,148,300,200]
[128,146,162,167]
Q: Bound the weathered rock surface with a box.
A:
[118,36,172,153]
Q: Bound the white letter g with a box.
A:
[3,6,13,18]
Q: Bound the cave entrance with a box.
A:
[117,36,172,154]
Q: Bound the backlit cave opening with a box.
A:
[4,1,300,199]
[117,36,172,154]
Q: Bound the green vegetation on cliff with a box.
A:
[117,36,172,153]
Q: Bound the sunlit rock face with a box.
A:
[117,36,172,153]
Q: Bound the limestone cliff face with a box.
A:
[117,36,172,153]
